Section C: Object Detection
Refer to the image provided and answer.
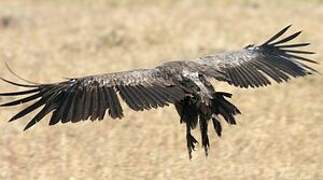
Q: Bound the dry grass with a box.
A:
[0,0,323,179]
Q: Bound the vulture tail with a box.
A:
[211,92,241,137]
[175,92,241,159]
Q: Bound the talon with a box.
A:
[186,133,198,159]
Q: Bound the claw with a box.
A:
[186,133,198,159]
[202,137,210,156]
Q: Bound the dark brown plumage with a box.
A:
[0,25,317,159]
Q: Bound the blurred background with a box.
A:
[0,0,322,179]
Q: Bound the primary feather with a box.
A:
[0,25,317,159]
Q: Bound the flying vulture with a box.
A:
[0,25,318,159]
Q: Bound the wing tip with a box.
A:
[4,62,39,85]
[261,24,293,46]
[23,123,33,131]
[0,77,38,88]
[8,117,17,122]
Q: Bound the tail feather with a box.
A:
[211,115,222,137]
[212,92,241,123]
[175,91,241,158]
[211,92,241,136]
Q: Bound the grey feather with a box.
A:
[0,25,318,159]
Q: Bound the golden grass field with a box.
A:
[0,0,323,179]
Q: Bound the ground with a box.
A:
[0,0,322,179]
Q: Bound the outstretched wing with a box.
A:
[0,69,185,130]
[197,25,318,88]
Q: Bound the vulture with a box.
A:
[0,25,318,159]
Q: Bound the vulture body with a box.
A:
[0,25,317,158]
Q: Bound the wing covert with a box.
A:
[197,25,318,88]
[0,68,186,130]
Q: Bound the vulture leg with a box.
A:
[176,73,241,158]
[199,113,210,156]
[186,122,198,159]
[175,97,199,159]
